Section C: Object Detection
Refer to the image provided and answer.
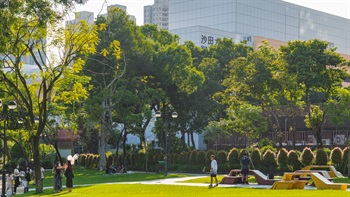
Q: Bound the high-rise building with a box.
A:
[144,0,169,30]
[66,11,94,26]
[168,0,350,60]
[106,4,137,23]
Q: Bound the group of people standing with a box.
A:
[209,150,251,187]
[5,160,74,195]
[6,165,38,195]
[52,160,74,193]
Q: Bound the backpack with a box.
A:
[241,156,250,165]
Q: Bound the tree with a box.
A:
[280,39,348,148]
[212,42,279,144]
[0,0,99,192]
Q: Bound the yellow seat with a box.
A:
[310,173,348,190]
[271,181,295,189]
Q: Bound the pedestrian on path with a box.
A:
[6,171,13,195]
[52,162,64,192]
[64,160,74,192]
[13,164,20,194]
[240,150,250,184]
[209,154,218,188]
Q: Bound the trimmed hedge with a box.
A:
[300,147,314,166]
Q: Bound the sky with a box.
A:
[73,0,350,26]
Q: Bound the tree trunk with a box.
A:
[190,131,196,149]
[315,126,323,148]
[98,100,109,170]
[122,129,128,166]
[114,128,124,165]
[33,137,43,193]
[180,130,186,149]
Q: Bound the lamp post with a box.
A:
[155,111,178,176]
[0,99,17,197]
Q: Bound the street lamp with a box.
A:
[0,99,17,197]
[155,111,178,176]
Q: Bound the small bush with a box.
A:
[189,150,198,164]
[315,148,328,165]
[330,147,342,166]
[288,150,301,171]
[196,151,206,166]
[300,147,314,166]
[277,148,289,172]
[250,148,262,170]
[217,150,227,164]
[173,153,179,164]
[227,148,239,168]
[340,147,349,174]
[262,150,277,173]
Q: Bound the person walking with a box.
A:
[40,164,45,190]
[13,164,20,194]
[240,150,251,184]
[209,154,218,188]
[64,160,74,192]
[6,171,14,195]
[53,162,64,192]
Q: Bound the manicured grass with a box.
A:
[28,168,188,189]
[19,184,350,197]
[17,169,350,197]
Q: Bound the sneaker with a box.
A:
[215,184,218,187]
[209,184,213,187]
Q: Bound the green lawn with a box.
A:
[29,168,188,188]
[15,169,350,197]
[19,184,350,197]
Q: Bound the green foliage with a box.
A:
[259,145,276,155]
[262,150,277,173]
[258,138,274,148]
[217,150,227,164]
[330,147,343,166]
[9,143,25,164]
[227,147,239,168]
[287,150,301,171]
[315,148,328,165]
[300,147,314,166]
[196,151,206,166]
[340,147,349,174]
[189,150,198,164]
[80,154,87,167]
[277,148,289,172]
[250,148,262,170]
[173,153,179,164]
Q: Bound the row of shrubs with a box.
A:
[77,146,349,175]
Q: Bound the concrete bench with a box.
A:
[219,175,242,184]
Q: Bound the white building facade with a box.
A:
[169,0,350,59]
[144,0,169,30]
